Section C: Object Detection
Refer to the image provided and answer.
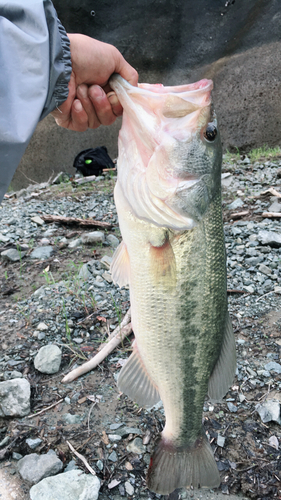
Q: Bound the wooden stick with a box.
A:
[262,212,281,218]
[66,440,96,476]
[99,308,131,346]
[260,187,281,198]
[61,323,133,383]
[230,211,249,220]
[41,214,114,229]
[27,398,63,419]
[73,175,96,185]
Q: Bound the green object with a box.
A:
[85,159,92,164]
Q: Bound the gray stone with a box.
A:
[29,469,100,500]
[81,231,105,244]
[227,402,238,413]
[264,361,281,374]
[34,345,62,374]
[64,460,78,472]
[12,452,23,460]
[26,438,42,450]
[125,481,134,496]
[102,271,113,283]
[109,422,123,430]
[268,201,281,212]
[100,255,112,269]
[96,459,103,471]
[18,450,63,484]
[108,434,122,442]
[4,370,23,380]
[63,413,82,425]
[31,216,44,226]
[115,427,141,437]
[228,198,244,210]
[36,322,48,331]
[0,378,30,417]
[258,230,281,248]
[30,246,54,260]
[256,400,281,425]
[106,234,119,248]
[108,450,118,462]
[78,263,91,280]
[1,249,26,262]
[217,435,226,447]
[0,232,10,243]
[126,437,146,454]
[68,238,82,249]
[258,263,272,276]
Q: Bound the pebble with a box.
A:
[126,437,146,454]
[68,238,82,248]
[26,438,42,450]
[106,234,119,248]
[227,402,238,413]
[264,361,281,374]
[1,248,26,262]
[228,198,244,210]
[108,450,118,462]
[62,413,82,425]
[34,345,62,374]
[108,434,122,442]
[125,481,134,496]
[30,246,54,259]
[81,231,105,244]
[256,400,281,424]
[217,434,226,447]
[31,216,44,226]
[0,378,30,417]
[36,322,48,331]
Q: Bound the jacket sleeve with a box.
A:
[0,0,72,203]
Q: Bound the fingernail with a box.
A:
[73,99,83,112]
[107,92,119,106]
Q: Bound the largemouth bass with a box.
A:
[109,74,236,494]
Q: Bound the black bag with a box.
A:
[73,146,115,177]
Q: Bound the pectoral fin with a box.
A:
[117,345,160,407]
[208,311,236,401]
[149,237,176,287]
[110,241,130,288]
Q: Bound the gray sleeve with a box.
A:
[0,0,72,203]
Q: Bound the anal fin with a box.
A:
[110,241,130,288]
[208,310,236,401]
[117,346,160,407]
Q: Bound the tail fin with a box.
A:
[147,432,220,495]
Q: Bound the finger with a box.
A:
[77,84,100,129]
[69,99,89,132]
[114,52,138,86]
[107,91,123,117]
[88,85,117,126]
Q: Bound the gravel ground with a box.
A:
[0,155,281,500]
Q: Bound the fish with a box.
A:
[109,74,236,495]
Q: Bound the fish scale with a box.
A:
[109,74,236,494]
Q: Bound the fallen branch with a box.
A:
[72,175,96,185]
[262,212,281,218]
[100,308,131,346]
[27,398,63,419]
[41,214,114,229]
[66,440,96,476]
[62,322,133,383]
[260,187,281,198]
[227,289,246,294]
[230,210,249,220]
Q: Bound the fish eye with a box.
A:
[204,123,217,142]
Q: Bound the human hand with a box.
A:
[51,35,138,131]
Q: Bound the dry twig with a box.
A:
[27,398,63,419]
[66,440,96,476]
[41,214,114,229]
[62,322,133,383]
[262,212,281,218]
[73,175,96,185]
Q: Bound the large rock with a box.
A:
[29,469,100,500]
[17,450,63,484]
[0,378,30,417]
[258,230,281,248]
[34,345,62,374]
